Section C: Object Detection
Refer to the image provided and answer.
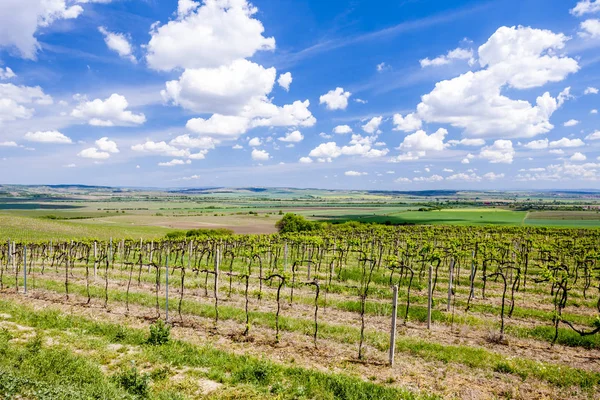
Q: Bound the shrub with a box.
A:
[275,213,322,233]
[147,320,170,346]
[113,366,150,397]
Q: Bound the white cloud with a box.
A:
[399,128,447,154]
[571,152,587,161]
[98,27,136,63]
[592,109,598,114]
[95,137,119,153]
[345,171,368,177]
[319,87,351,110]
[0,83,53,123]
[278,72,292,91]
[251,148,269,161]
[299,157,312,164]
[362,116,382,134]
[571,0,600,16]
[158,159,191,167]
[480,140,515,163]
[394,177,411,183]
[549,149,564,155]
[24,130,72,144]
[162,59,276,115]
[549,137,585,148]
[416,26,579,139]
[448,138,486,147]
[248,137,262,147]
[169,134,217,149]
[186,114,250,139]
[333,125,352,134]
[447,172,481,182]
[461,158,470,164]
[413,175,444,182]
[579,19,600,38]
[376,62,389,72]
[78,147,110,160]
[131,141,190,157]
[278,130,303,143]
[483,172,505,180]
[523,138,548,149]
[63,163,76,168]
[563,119,579,127]
[585,87,599,95]
[392,113,422,132]
[420,47,474,67]
[146,0,275,71]
[354,98,368,104]
[0,0,83,59]
[308,142,342,162]
[189,150,208,159]
[232,144,243,149]
[0,141,17,147]
[586,130,600,140]
[71,94,145,126]
[248,99,316,129]
[0,67,15,80]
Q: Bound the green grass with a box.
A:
[0,300,433,400]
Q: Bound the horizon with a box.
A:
[0,1,599,189]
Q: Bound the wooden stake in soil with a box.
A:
[389,285,398,366]
[214,248,220,326]
[447,259,454,312]
[93,241,98,279]
[165,253,169,323]
[427,265,433,329]
[23,245,27,294]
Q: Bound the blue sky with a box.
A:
[1,0,599,189]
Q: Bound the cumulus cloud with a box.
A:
[483,172,505,180]
[420,47,474,67]
[251,148,269,161]
[570,152,587,161]
[186,114,250,138]
[162,59,276,115]
[563,119,579,127]
[95,137,119,153]
[308,142,342,162]
[392,113,422,132]
[278,130,303,143]
[345,171,368,176]
[585,87,599,95]
[0,0,84,59]
[579,19,600,38]
[131,141,190,157]
[0,83,53,123]
[299,157,312,163]
[319,87,351,110]
[333,125,352,134]
[98,27,136,62]
[158,159,191,167]
[571,0,600,16]
[278,72,292,91]
[586,130,600,140]
[248,137,262,147]
[78,147,110,160]
[0,67,15,80]
[549,137,585,148]
[0,141,17,147]
[447,172,482,182]
[169,134,217,149]
[447,138,486,147]
[523,138,548,149]
[397,128,448,158]
[413,175,444,182]
[479,140,515,163]
[71,94,145,126]
[24,130,72,144]
[146,0,275,71]
[362,116,382,134]
[416,26,579,139]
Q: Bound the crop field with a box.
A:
[1,225,599,399]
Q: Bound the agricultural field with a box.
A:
[1,225,599,399]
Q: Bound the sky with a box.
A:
[0,0,600,190]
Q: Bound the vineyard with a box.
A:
[1,224,600,399]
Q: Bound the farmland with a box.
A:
[1,222,600,399]
[0,186,599,399]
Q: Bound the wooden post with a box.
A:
[11,240,15,272]
[23,245,27,294]
[447,259,454,312]
[389,285,398,366]
[188,240,192,269]
[469,250,475,300]
[283,243,288,273]
[214,249,220,300]
[7,239,11,272]
[427,265,433,329]
[93,241,98,278]
[109,238,113,268]
[165,253,169,323]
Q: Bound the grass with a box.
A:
[0,299,433,400]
